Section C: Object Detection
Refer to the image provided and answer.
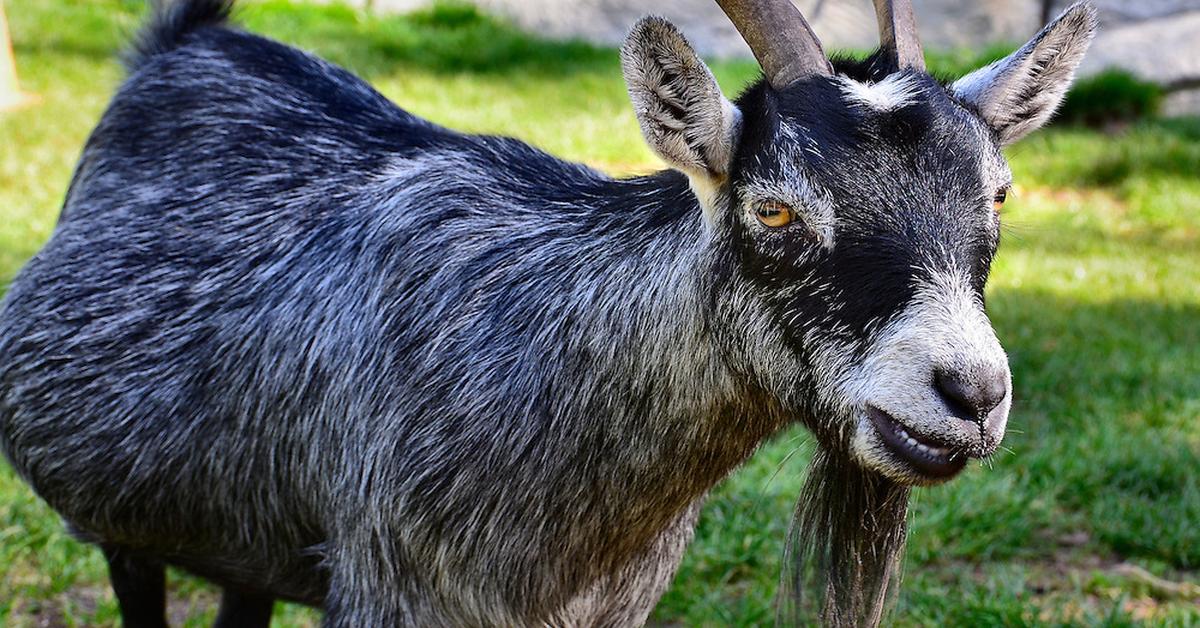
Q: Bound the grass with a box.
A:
[2,1,1198,625]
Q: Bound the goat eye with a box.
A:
[993,188,1008,213]
[755,202,793,228]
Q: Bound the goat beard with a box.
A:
[777,447,911,627]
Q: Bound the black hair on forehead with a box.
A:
[831,48,909,84]
[733,64,980,170]
[731,49,998,246]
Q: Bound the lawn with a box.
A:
[1,1,1198,626]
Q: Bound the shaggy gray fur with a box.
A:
[0,0,1096,625]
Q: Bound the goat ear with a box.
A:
[621,17,741,183]
[952,1,1098,146]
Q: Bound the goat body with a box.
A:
[0,3,773,625]
[0,0,1098,624]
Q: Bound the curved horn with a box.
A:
[715,0,832,89]
[873,0,926,71]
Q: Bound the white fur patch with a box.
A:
[688,99,742,228]
[837,74,920,112]
[807,265,1011,484]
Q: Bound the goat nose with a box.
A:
[935,367,1008,423]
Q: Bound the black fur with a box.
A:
[126,0,234,71]
[103,546,170,628]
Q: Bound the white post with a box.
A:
[0,3,32,111]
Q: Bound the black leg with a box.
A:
[214,588,275,628]
[102,545,169,628]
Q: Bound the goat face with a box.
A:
[623,5,1096,486]
[727,73,1012,485]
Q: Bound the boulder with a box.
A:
[353,0,1200,115]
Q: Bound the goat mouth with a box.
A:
[866,406,967,480]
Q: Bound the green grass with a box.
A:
[2,1,1198,625]
[1055,70,1164,127]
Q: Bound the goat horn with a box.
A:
[715,0,832,89]
[873,0,926,71]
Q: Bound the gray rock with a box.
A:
[1052,0,1200,22]
[1081,11,1200,87]
[342,0,1200,114]
[363,0,1047,56]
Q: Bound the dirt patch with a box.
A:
[8,585,108,628]
[933,530,1200,623]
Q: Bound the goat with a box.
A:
[0,0,1097,625]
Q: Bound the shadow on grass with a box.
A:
[992,288,1198,422]
[999,217,1198,259]
[1011,118,1200,190]
[1072,132,1200,188]
[987,288,1199,569]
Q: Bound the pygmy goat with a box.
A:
[0,0,1097,625]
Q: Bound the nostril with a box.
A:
[978,369,1009,415]
[934,367,1007,423]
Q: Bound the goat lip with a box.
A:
[866,406,967,480]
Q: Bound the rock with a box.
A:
[382,0,1047,57]
[348,0,1200,115]
[1080,11,1200,88]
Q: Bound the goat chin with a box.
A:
[780,447,911,627]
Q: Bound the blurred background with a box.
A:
[358,0,1200,117]
[0,0,1197,625]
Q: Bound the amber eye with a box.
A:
[993,188,1008,213]
[755,202,793,228]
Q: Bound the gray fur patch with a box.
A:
[952,1,1098,145]
[621,16,742,222]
